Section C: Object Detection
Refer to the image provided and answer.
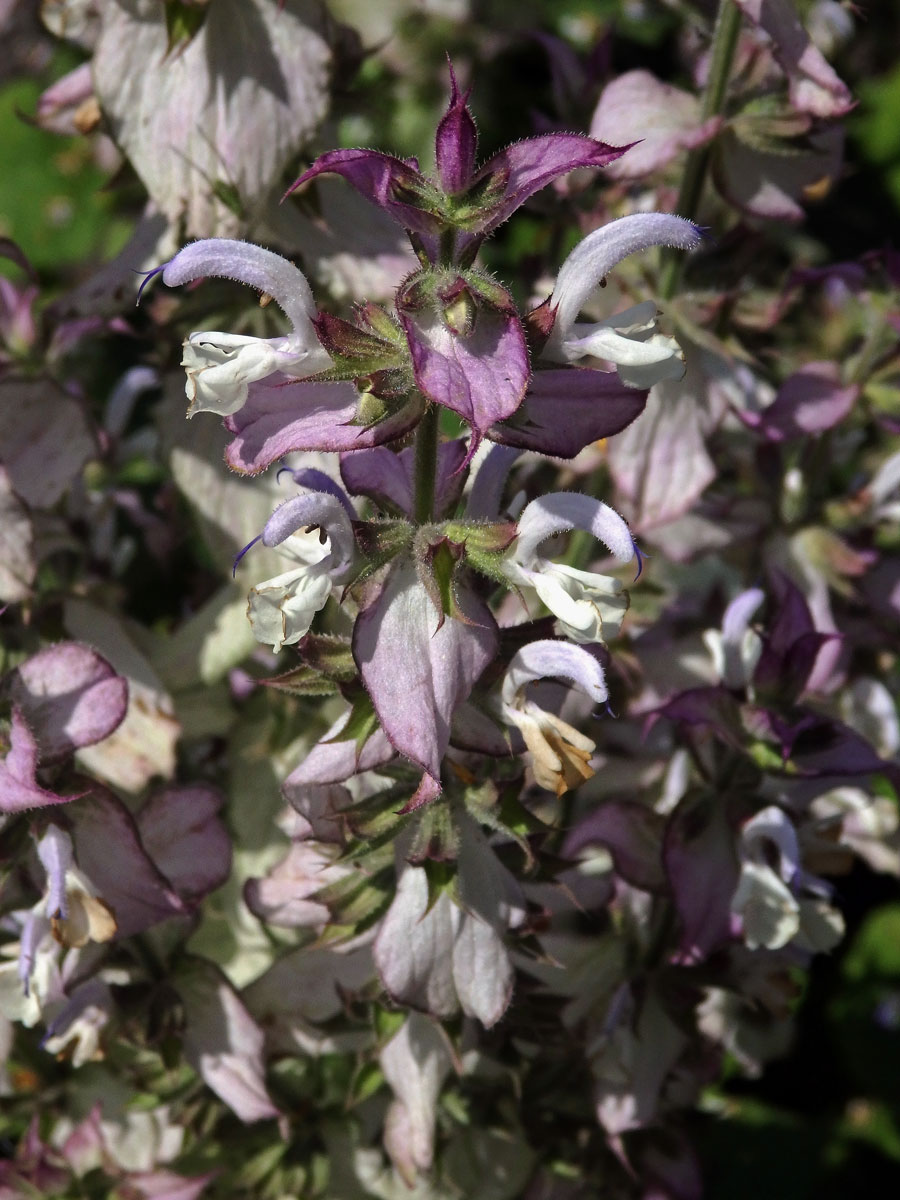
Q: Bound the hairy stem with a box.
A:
[413,402,440,524]
[660,0,742,300]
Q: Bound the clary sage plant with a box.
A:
[148,73,699,812]
[2,2,899,1198]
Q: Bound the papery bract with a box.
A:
[374,820,524,1025]
[591,70,722,178]
[352,565,498,795]
[284,711,395,788]
[10,643,128,763]
[380,1014,452,1183]
[289,80,630,265]
[177,958,279,1123]
[340,439,467,518]
[0,709,79,814]
[397,272,529,448]
[223,377,426,474]
[733,0,853,118]
[91,0,334,239]
[487,369,648,458]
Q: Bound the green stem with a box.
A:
[848,308,891,386]
[412,402,440,524]
[642,898,677,970]
[659,0,742,300]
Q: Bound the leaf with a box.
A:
[10,643,128,762]
[0,467,35,603]
[92,0,335,239]
[262,665,341,698]
[323,689,379,754]
[164,0,209,54]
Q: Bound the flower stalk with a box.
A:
[660,0,742,299]
[412,402,440,524]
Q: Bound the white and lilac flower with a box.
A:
[702,587,766,690]
[731,805,843,952]
[504,492,637,644]
[543,213,702,388]
[159,239,332,417]
[499,639,608,795]
[243,490,356,652]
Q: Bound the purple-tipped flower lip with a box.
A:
[158,239,318,335]
[38,825,73,922]
[515,492,636,567]
[502,639,608,707]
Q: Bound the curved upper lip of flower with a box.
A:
[544,213,703,355]
[158,239,334,415]
[513,492,637,569]
[501,639,609,710]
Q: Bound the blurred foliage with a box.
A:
[0,54,132,276]
[853,63,900,211]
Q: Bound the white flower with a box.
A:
[499,640,607,796]
[731,806,842,952]
[505,492,637,644]
[731,807,802,950]
[703,588,765,690]
[543,213,701,388]
[161,239,332,416]
[247,535,333,653]
[246,490,356,652]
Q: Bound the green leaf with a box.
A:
[315,865,394,929]
[211,178,244,219]
[0,69,130,271]
[348,1061,385,1106]
[300,634,358,681]
[854,63,900,165]
[424,858,459,912]
[842,904,900,982]
[407,802,461,863]
[324,690,379,755]
[341,787,410,844]
[232,1140,287,1190]
[261,665,341,697]
[347,520,414,590]
[443,519,517,555]
[373,1005,407,1045]
[164,1,209,55]
[429,537,463,620]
